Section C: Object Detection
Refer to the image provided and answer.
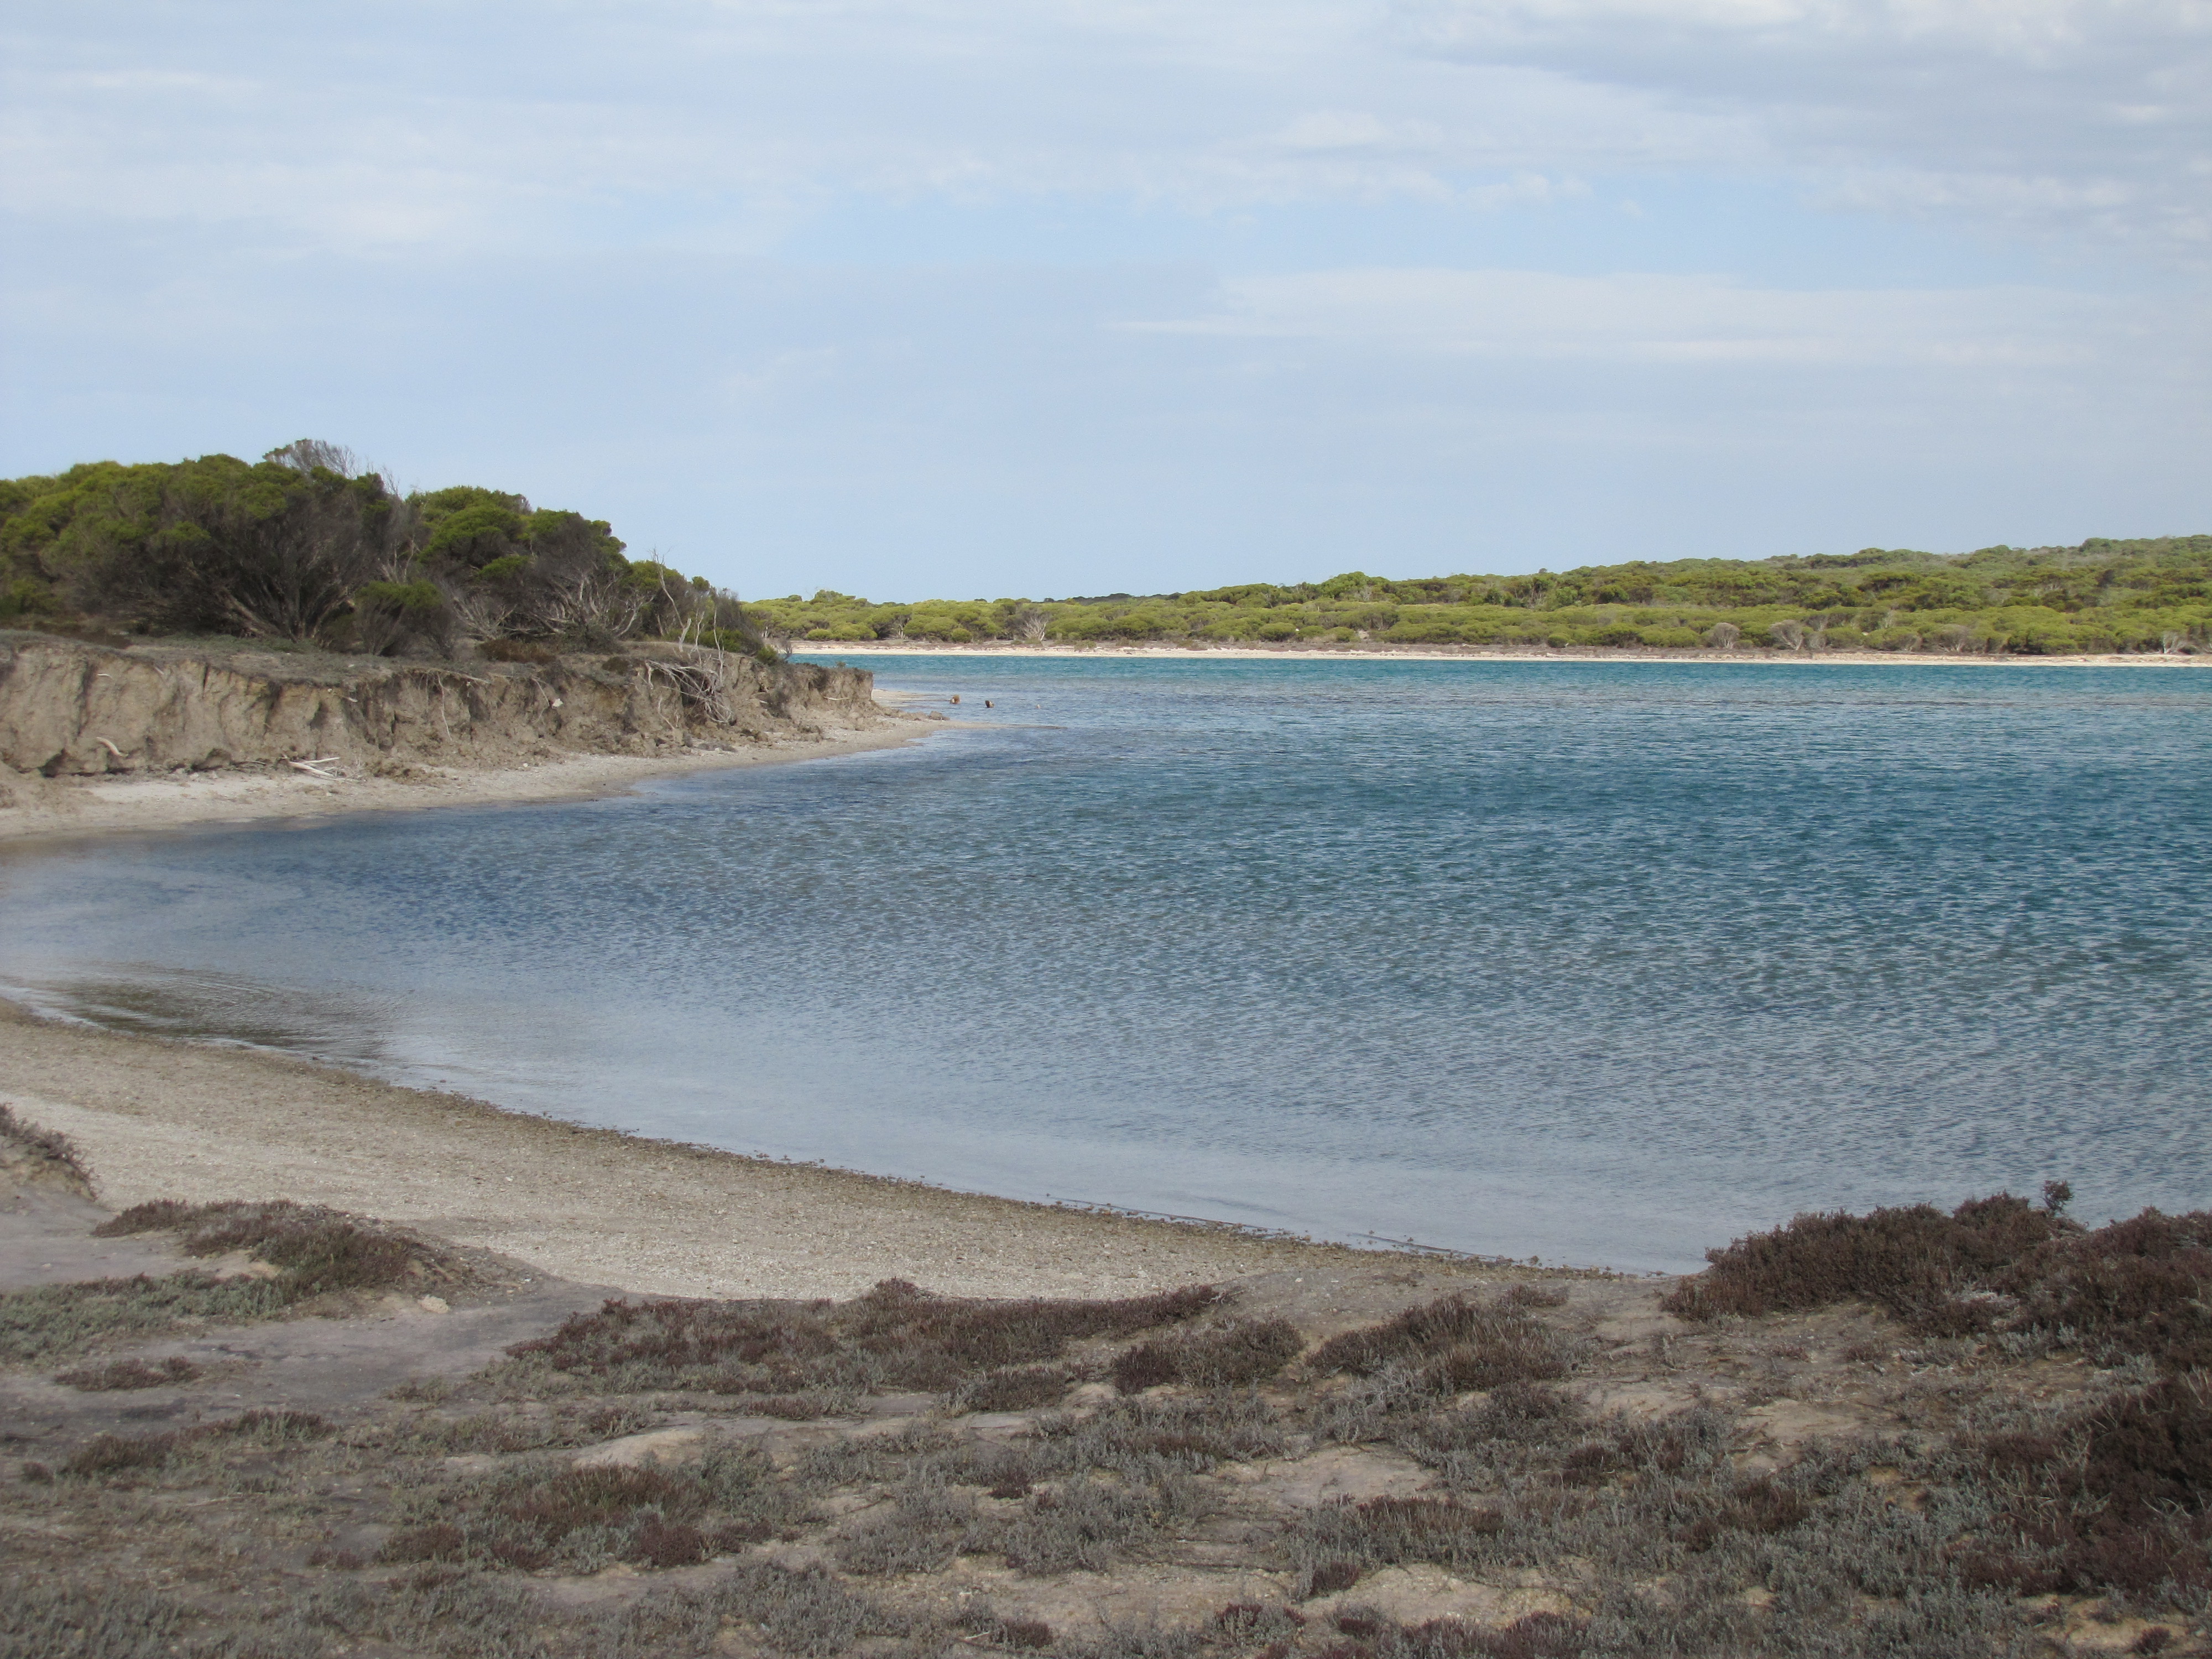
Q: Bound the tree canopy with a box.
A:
[0,445,764,659]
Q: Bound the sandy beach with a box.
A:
[0,675,1353,1303]
[0,1000,1383,1303]
[0,721,935,847]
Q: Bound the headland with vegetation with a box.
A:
[0,443,920,839]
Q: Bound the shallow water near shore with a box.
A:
[4,655,2208,1271]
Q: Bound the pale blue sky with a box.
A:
[4,1,2207,599]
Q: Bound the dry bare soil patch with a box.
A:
[2,1117,2206,1659]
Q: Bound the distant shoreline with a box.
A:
[796,641,2208,669]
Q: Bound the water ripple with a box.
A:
[1,656,2205,1269]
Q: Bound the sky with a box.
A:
[3,1,2209,600]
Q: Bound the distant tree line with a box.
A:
[748,539,2212,656]
[8,447,2205,660]
[0,442,770,660]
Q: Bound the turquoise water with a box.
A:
[3,655,2207,1270]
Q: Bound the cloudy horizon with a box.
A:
[4,0,2207,599]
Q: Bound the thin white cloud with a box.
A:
[1397,0,2212,253]
[0,3,1734,249]
[3,1,2203,255]
[4,0,2208,590]
[1134,266,2136,367]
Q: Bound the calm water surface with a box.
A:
[3,656,2206,1270]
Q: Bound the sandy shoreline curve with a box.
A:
[0,719,935,846]
[0,1001,1428,1303]
[801,641,2207,669]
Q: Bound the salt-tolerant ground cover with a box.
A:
[1,1107,2206,1658]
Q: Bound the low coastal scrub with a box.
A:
[8,1193,2212,1658]
[377,1402,658,1457]
[1,1271,288,1365]
[949,1363,1079,1412]
[379,1444,804,1572]
[0,1102,92,1196]
[95,1197,460,1299]
[1309,1293,1577,1394]
[1,1199,462,1364]
[1111,1317,1305,1392]
[52,1354,200,1391]
[1660,1186,2212,1369]
[744,538,2212,658]
[1956,1373,2212,1598]
[499,1277,1223,1402]
[58,1410,332,1480]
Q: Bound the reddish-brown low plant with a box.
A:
[1663,1192,2212,1370]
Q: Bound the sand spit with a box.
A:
[0,1002,1381,1302]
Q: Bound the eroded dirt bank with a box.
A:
[0,631,881,778]
[0,630,934,839]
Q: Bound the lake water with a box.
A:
[3,655,2207,1271]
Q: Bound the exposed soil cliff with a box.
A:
[0,632,882,779]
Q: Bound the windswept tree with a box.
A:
[59,448,408,643]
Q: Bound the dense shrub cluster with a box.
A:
[1309,1293,1574,1392]
[1112,1318,1305,1392]
[0,440,773,660]
[1957,1374,2212,1597]
[1661,1190,2212,1368]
